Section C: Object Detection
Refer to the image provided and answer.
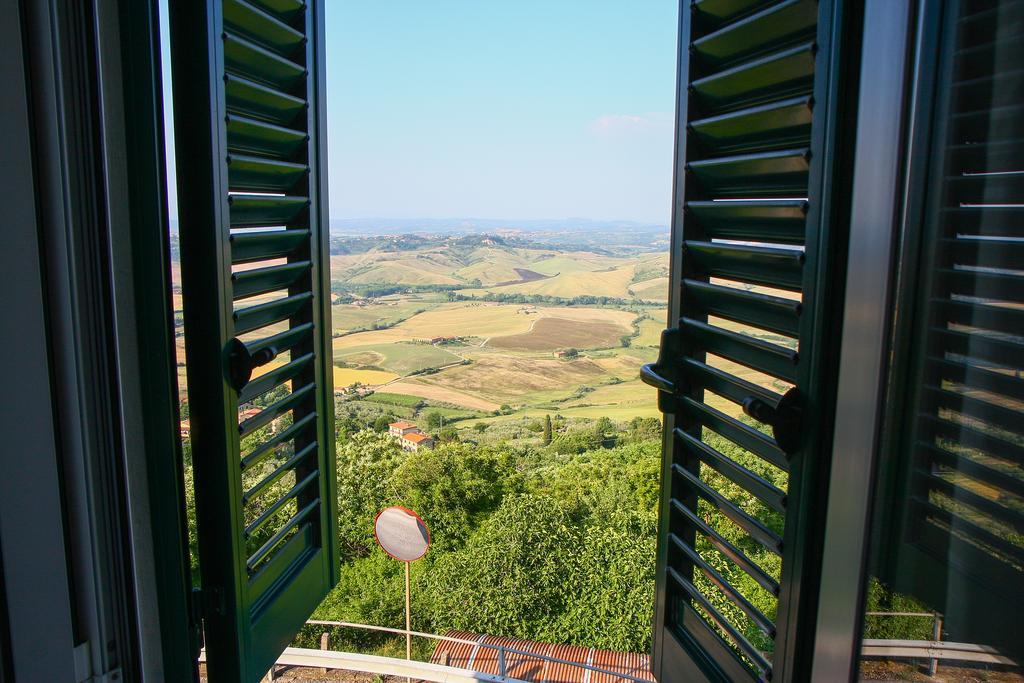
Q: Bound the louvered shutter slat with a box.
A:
[233,292,312,334]
[224,0,306,54]
[231,261,311,299]
[230,229,311,263]
[241,414,318,472]
[226,74,307,125]
[684,280,802,336]
[171,0,336,680]
[686,200,808,243]
[648,1,855,680]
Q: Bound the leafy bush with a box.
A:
[548,428,603,455]
[313,428,664,653]
[335,431,405,558]
[423,494,579,643]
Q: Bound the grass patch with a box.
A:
[362,392,425,407]
[335,342,461,375]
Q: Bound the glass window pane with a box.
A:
[857,1,1023,680]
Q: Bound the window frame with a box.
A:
[811,0,953,679]
[0,0,196,680]
[3,0,970,680]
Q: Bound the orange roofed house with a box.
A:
[387,421,419,438]
[400,431,434,452]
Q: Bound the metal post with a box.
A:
[928,615,943,677]
[498,646,507,678]
[405,560,412,683]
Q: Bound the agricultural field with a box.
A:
[487,317,630,351]
[170,229,674,431]
[335,342,461,375]
[634,317,666,347]
[334,367,397,386]
[628,277,668,301]
[463,262,655,300]
[322,238,669,429]
[374,382,500,412]
[331,297,438,334]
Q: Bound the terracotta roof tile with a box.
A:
[403,432,433,443]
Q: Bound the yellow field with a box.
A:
[634,318,665,347]
[333,367,397,386]
[534,306,636,326]
[330,253,463,286]
[529,252,624,275]
[591,351,654,376]
[488,317,629,351]
[561,379,654,409]
[451,247,538,284]
[332,303,531,348]
[411,355,608,402]
[379,381,500,412]
[249,357,397,388]
[466,263,638,299]
[629,277,669,301]
[333,303,639,350]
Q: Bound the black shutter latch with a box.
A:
[742,387,801,456]
[642,327,803,455]
[227,338,279,392]
[641,327,683,415]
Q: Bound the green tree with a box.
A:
[424,410,443,429]
[312,549,405,628]
[335,430,405,558]
[372,414,393,432]
[424,494,579,643]
[437,425,459,443]
[391,442,513,549]
[526,441,660,530]
[473,422,488,433]
[593,416,615,439]
[543,414,552,445]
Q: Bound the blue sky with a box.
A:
[163,1,679,225]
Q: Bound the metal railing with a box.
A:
[862,611,944,676]
[240,614,1019,682]
[201,648,528,683]
[859,611,1020,676]
[301,620,652,683]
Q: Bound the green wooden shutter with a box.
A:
[169,1,337,680]
[872,0,1024,663]
[644,1,856,680]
